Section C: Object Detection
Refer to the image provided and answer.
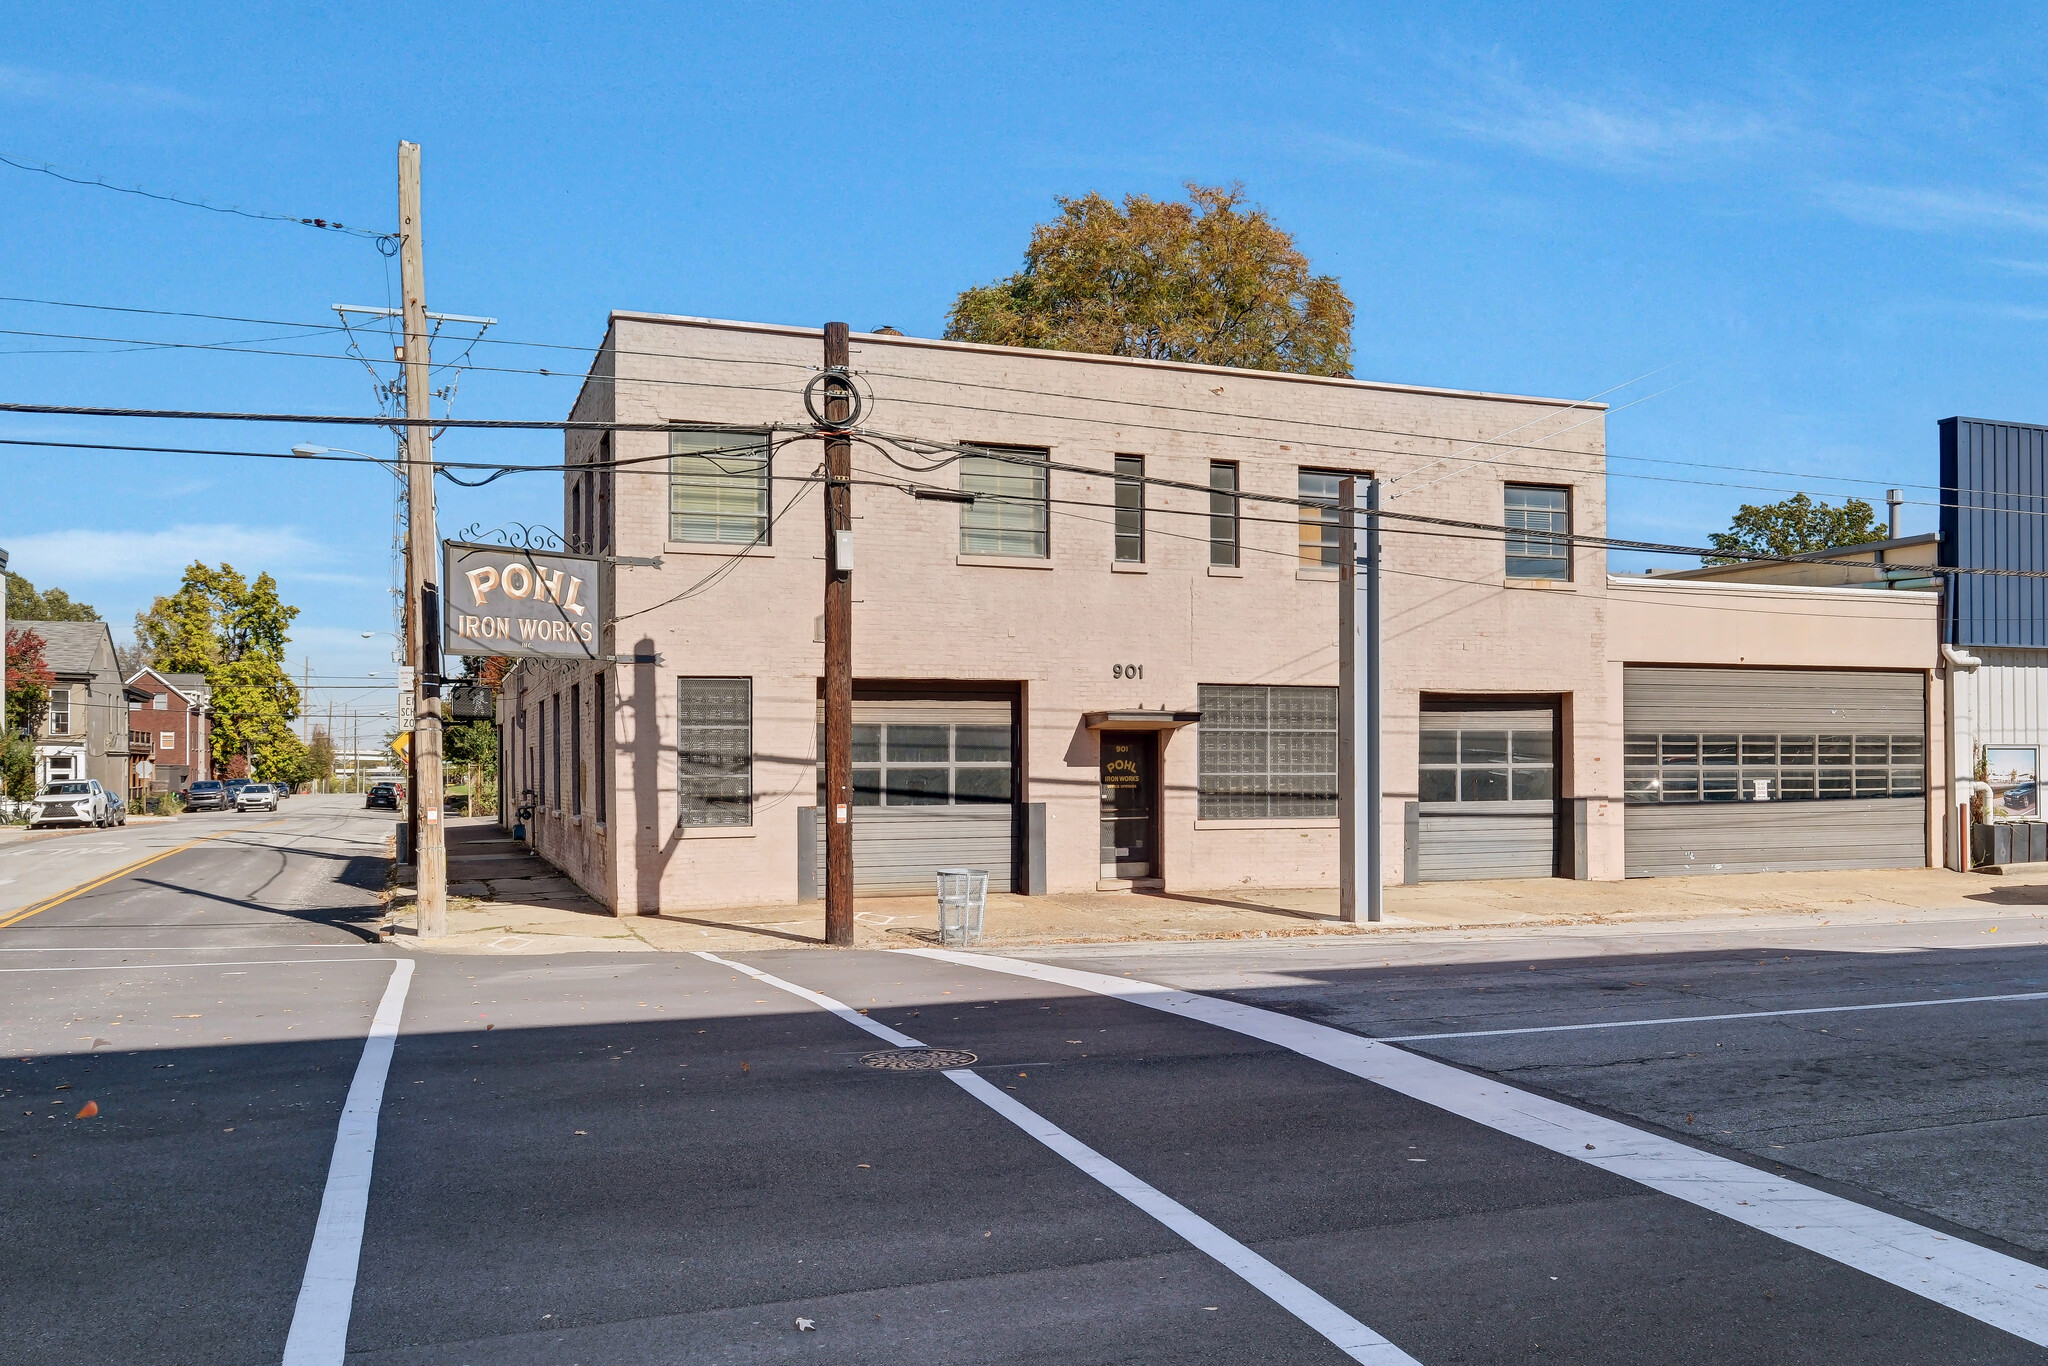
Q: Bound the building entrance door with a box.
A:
[1100,734,1157,879]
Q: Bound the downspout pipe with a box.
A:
[1943,643,1982,869]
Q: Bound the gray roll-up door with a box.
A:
[1623,667,1927,877]
[812,699,1017,895]
[1416,703,1558,882]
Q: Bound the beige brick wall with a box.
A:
[509,314,1625,913]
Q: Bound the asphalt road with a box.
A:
[3,796,2046,1364]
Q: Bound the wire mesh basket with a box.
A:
[935,868,990,946]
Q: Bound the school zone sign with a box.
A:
[441,541,603,660]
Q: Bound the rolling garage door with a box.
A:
[811,699,1017,895]
[1415,702,1558,881]
[1624,667,1926,877]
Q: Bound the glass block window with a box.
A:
[1209,463,1240,567]
[1114,455,1144,563]
[818,720,1013,807]
[1196,684,1337,819]
[670,430,771,544]
[1505,484,1570,580]
[1419,725,1554,802]
[1297,469,1369,568]
[677,678,752,826]
[1624,732,1924,803]
[960,445,1049,557]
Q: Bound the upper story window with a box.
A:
[670,429,771,545]
[48,688,71,735]
[1297,468,1370,568]
[1505,484,1571,580]
[569,481,584,553]
[597,434,613,553]
[1209,462,1240,567]
[1114,455,1145,563]
[152,692,167,710]
[960,445,1049,558]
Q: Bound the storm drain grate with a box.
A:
[861,1048,978,1071]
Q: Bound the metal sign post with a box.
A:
[1338,477,1383,923]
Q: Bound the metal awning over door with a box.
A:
[810,698,1017,895]
[1623,667,1927,877]
[1413,702,1558,882]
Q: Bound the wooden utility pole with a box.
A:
[399,140,447,938]
[821,322,855,946]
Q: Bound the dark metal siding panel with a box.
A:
[1623,667,1924,731]
[1624,667,1928,876]
[1942,417,2048,648]
[813,808,1015,897]
[1415,802,1555,880]
[1625,799,1926,876]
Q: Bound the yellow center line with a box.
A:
[0,818,294,930]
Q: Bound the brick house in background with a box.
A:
[125,668,213,792]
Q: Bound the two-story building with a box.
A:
[30,620,146,795]
[501,315,1944,915]
[125,668,214,793]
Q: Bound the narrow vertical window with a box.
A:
[570,683,583,817]
[1209,462,1239,567]
[597,434,613,553]
[594,673,608,825]
[1505,484,1571,580]
[960,445,1050,557]
[677,678,752,826]
[534,704,545,809]
[569,482,584,553]
[1114,455,1145,563]
[49,688,72,735]
[551,694,563,810]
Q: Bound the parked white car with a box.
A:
[235,783,279,813]
[30,780,114,828]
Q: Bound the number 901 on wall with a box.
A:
[1112,664,1143,680]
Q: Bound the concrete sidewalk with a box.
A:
[380,829,2048,954]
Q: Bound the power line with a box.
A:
[0,152,396,249]
[0,325,808,395]
[850,429,2048,577]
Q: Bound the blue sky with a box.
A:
[5,3,2046,720]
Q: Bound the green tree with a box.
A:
[6,571,98,622]
[2,734,35,806]
[944,183,1354,377]
[5,627,54,735]
[307,727,338,786]
[133,562,303,774]
[1703,494,1890,564]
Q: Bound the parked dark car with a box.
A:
[2004,781,2038,817]
[185,780,230,812]
[366,783,400,810]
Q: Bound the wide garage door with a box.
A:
[1415,701,1558,881]
[811,698,1017,895]
[1624,667,1926,877]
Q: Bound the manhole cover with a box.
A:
[861,1048,977,1071]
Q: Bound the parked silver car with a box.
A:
[30,779,114,828]
[235,783,280,813]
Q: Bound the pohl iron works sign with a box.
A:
[441,541,601,661]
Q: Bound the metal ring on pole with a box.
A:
[804,368,865,431]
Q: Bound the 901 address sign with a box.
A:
[1113,664,1144,679]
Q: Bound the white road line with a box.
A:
[1376,988,2048,1042]
[0,958,379,974]
[281,957,415,1366]
[695,951,1417,1364]
[903,947,2048,1348]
